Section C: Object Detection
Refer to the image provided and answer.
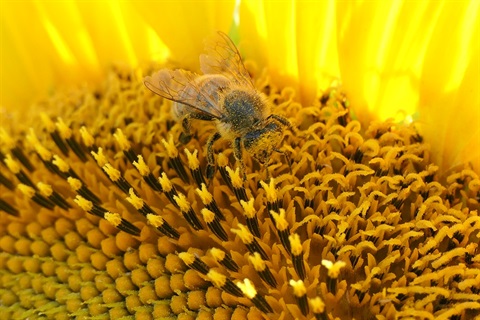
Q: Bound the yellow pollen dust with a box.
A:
[91,148,108,167]
[133,155,150,176]
[196,183,212,204]
[289,279,307,297]
[161,135,178,158]
[67,177,82,191]
[271,209,289,231]
[260,179,278,202]
[105,212,122,227]
[55,118,72,139]
[231,224,254,244]
[158,172,172,192]
[40,113,56,132]
[178,252,195,265]
[37,182,53,197]
[126,188,143,209]
[201,208,215,223]
[18,184,35,198]
[52,155,69,172]
[236,278,257,299]
[73,195,93,211]
[184,149,200,170]
[103,163,121,182]
[322,260,346,278]
[80,126,95,148]
[113,129,131,151]
[4,154,20,174]
[240,198,256,218]
[289,233,303,256]
[146,213,164,228]
[173,193,191,213]
[0,128,15,149]
[225,166,243,188]
[207,270,226,288]
[248,252,266,272]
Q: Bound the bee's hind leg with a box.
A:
[179,116,193,144]
[206,132,221,181]
[233,137,247,181]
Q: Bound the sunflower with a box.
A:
[1,1,479,320]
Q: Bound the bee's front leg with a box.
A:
[206,132,221,181]
[233,137,247,181]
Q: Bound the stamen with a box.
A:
[178,252,209,274]
[231,224,268,260]
[248,252,277,287]
[0,170,14,190]
[158,172,180,208]
[201,208,227,241]
[290,279,309,316]
[132,155,162,192]
[309,297,327,320]
[240,198,261,238]
[79,126,96,150]
[173,193,203,230]
[4,154,36,188]
[73,195,140,236]
[26,129,64,176]
[146,214,179,240]
[271,209,291,254]
[207,270,243,297]
[184,149,206,187]
[161,135,189,183]
[0,198,18,216]
[260,179,281,218]
[289,233,306,280]
[0,129,34,172]
[321,259,346,294]
[41,113,69,156]
[67,177,101,205]
[196,183,224,220]
[236,278,273,313]
[37,182,71,210]
[113,129,136,163]
[226,166,247,202]
[56,118,87,161]
[210,248,239,272]
[103,163,134,194]
[217,153,233,190]
[18,183,55,210]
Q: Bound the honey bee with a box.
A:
[144,31,294,181]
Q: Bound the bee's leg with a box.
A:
[206,132,222,181]
[179,116,193,144]
[268,114,299,134]
[234,137,246,181]
[274,148,292,175]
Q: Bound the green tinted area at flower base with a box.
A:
[0,63,479,320]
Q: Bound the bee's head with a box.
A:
[243,121,284,164]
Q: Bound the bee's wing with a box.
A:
[144,69,223,119]
[199,31,255,88]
